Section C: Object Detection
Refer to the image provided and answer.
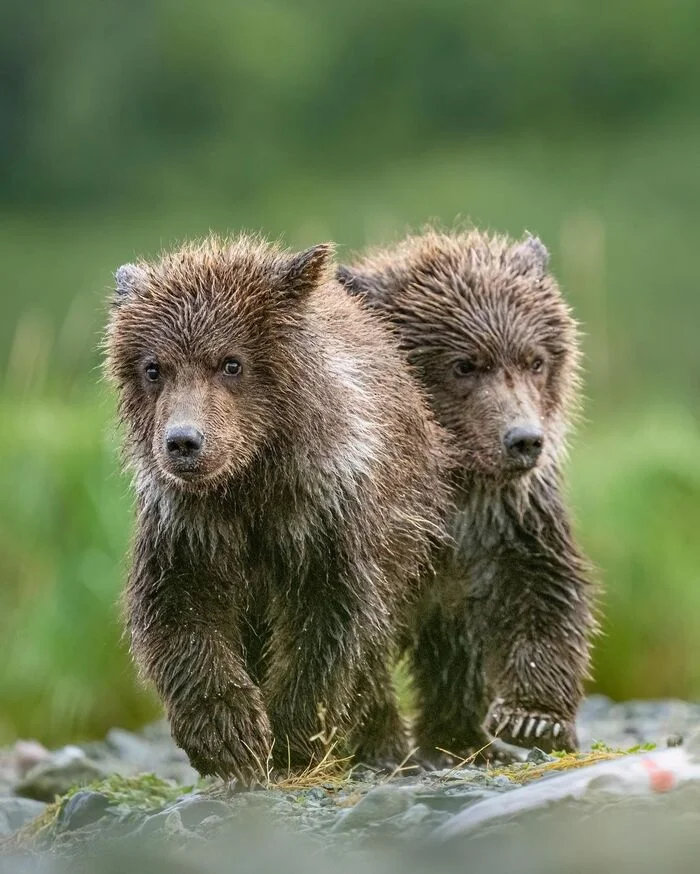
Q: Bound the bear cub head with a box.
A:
[338,230,581,484]
[105,236,332,492]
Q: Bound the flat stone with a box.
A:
[526,747,555,764]
[132,792,234,839]
[58,791,112,831]
[169,795,234,830]
[0,796,47,837]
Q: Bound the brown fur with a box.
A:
[338,228,598,758]
[103,235,450,785]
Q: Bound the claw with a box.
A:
[511,715,525,737]
[523,716,536,739]
[535,719,549,738]
[553,722,561,738]
[495,715,510,736]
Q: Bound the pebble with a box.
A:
[13,740,50,777]
[526,747,555,764]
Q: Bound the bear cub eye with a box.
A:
[222,358,242,376]
[453,359,478,377]
[144,363,160,382]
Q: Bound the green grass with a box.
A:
[0,393,159,745]
[570,406,700,699]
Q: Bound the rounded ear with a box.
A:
[281,243,334,297]
[510,234,550,276]
[336,265,372,298]
[113,263,147,305]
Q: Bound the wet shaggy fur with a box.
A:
[103,235,450,785]
[338,228,597,758]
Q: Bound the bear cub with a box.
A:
[338,228,597,757]
[105,235,449,784]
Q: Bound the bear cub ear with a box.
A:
[510,234,550,277]
[113,263,147,305]
[336,265,373,298]
[281,243,334,298]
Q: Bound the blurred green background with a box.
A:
[2,0,700,746]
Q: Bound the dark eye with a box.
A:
[144,363,160,382]
[531,357,545,374]
[223,358,242,376]
[453,359,477,377]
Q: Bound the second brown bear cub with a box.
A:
[338,229,597,757]
[105,236,449,784]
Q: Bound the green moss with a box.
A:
[590,740,656,754]
[67,772,192,809]
[5,773,192,851]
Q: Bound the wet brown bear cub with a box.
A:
[338,229,597,757]
[104,235,449,785]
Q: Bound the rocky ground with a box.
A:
[2,695,700,871]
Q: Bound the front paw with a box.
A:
[483,699,578,753]
[170,695,273,787]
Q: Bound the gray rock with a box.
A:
[14,740,50,777]
[332,785,416,832]
[80,728,198,786]
[161,809,193,838]
[136,793,233,838]
[389,802,433,831]
[414,786,494,814]
[169,795,234,830]
[0,796,47,837]
[490,775,514,789]
[57,791,111,831]
[14,747,106,802]
[526,747,555,764]
[104,729,155,767]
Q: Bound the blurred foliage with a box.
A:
[3,0,700,206]
[0,396,159,743]
[1,0,700,743]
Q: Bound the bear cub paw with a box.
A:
[484,699,578,753]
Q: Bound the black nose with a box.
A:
[166,425,203,458]
[503,425,544,467]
